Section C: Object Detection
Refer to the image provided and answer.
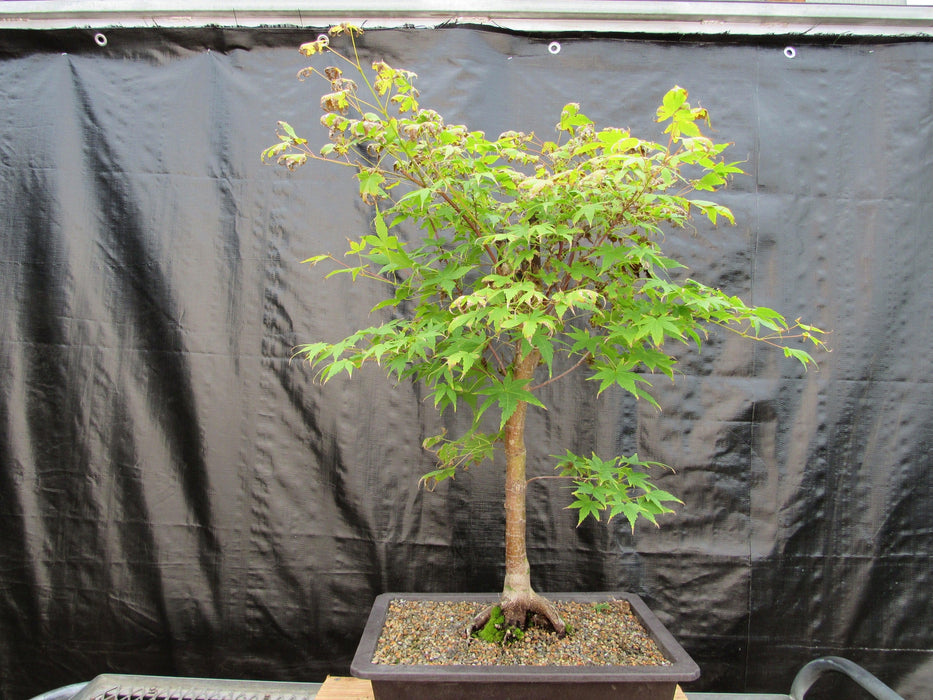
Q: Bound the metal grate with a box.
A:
[71,675,318,700]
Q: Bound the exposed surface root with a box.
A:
[470,591,566,639]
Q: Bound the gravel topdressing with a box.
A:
[372,598,671,667]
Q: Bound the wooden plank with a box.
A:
[316,676,374,700]
[316,676,689,699]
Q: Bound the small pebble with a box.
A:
[371,599,671,667]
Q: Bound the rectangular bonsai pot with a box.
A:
[350,592,700,700]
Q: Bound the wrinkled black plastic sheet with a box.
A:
[0,27,931,700]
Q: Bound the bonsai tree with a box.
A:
[263,24,826,637]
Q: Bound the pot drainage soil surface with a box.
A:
[372,598,671,667]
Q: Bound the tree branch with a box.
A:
[486,340,507,376]
[528,354,590,392]
[526,475,575,486]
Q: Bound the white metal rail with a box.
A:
[0,1,932,36]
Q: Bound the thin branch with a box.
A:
[528,354,590,392]
[526,475,575,486]
[720,321,818,347]
[486,341,507,376]
[346,30,386,114]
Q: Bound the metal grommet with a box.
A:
[548,41,561,55]
[94,33,107,47]
[317,34,330,46]
[784,46,797,59]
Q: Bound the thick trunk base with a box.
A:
[470,589,567,638]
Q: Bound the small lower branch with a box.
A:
[528,354,589,391]
[526,475,574,485]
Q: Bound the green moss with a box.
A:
[472,605,525,645]
[474,606,505,644]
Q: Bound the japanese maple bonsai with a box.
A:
[264,24,825,638]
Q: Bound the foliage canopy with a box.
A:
[264,24,826,532]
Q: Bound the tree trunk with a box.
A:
[471,347,566,637]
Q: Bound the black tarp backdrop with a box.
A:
[0,25,931,700]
